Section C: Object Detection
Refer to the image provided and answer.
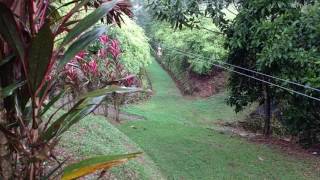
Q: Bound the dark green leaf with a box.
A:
[58,26,106,69]
[0,54,15,66]
[40,91,65,116]
[41,95,105,142]
[60,0,117,46]
[47,5,62,23]
[41,86,141,142]
[28,22,54,92]
[1,81,26,98]
[57,96,105,136]
[41,99,86,142]
[79,85,143,99]
[64,20,80,27]
[0,3,25,59]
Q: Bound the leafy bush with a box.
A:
[149,19,227,75]
[108,16,152,74]
[226,1,320,145]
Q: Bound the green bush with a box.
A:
[108,16,152,74]
[148,19,227,75]
[226,1,320,146]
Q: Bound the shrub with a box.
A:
[149,19,227,75]
[108,16,152,74]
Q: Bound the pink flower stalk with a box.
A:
[99,35,109,44]
[108,39,121,59]
[66,67,77,82]
[88,60,99,76]
[81,63,90,74]
[82,60,99,77]
[75,51,87,61]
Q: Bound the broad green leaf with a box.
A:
[28,23,54,92]
[60,0,117,46]
[41,95,105,142]
[40,91,65,116]
[56,96,106,137]
[42,86,141,142]
[41,99,86,142]
[1,81,26,98]
[62,153,142,180]
[79,85,143,99]
[47,4,62,23]
[64,20,80,27]
[51,0,88,31]
[58,26,106,69]
[0,3,25,59]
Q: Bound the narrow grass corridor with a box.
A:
[117,59,319,179]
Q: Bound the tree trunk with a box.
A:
[263,85,271,136]
[113,94,120,123]
[104,102,109,118]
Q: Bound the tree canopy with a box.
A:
[147,0,320,145]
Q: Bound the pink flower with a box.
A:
[75,51,87,61]
[81,60,99,77]
[81,63,90,74]
[88,60,99,76]
[99,35,109,44]
[108,39,121,59]
[66,67,77,82]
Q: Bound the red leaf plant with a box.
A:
[0,0,134,179]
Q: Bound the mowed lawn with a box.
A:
[117,59,320,180]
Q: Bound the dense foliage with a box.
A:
[147,0,320,145]
[144,18,227,94]
[150,20,226,75]
[61,35,138,92]
[226,1,320,145]
[109,16,152,74]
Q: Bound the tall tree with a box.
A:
[146,0,320,143]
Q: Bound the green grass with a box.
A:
[117,59,320,180]
[59,113,163,179]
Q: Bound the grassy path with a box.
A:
[118,59,320,179]
[59,111,164,179]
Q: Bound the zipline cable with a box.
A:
[161,45,320,94]
[152,46,320,102]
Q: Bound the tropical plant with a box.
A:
[62,34,140,122]
[0,0,142,179]
[61,34,137,92]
